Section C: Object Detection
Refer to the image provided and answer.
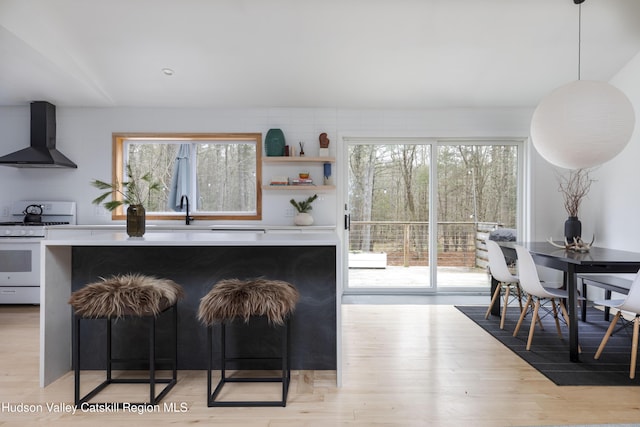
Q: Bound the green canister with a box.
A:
[265,129,285,156]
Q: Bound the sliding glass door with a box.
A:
[346,141,433,290]
[343,138,522,294]
[435,142,520,291]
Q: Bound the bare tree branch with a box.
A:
[556,168,596,218]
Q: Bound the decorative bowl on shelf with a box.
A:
[299,172,310,179]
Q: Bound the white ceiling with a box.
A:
[1,0,639,109]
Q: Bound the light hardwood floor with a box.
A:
[2,304,640,426]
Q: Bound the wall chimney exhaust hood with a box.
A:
[0,101,77,168]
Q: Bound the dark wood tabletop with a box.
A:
[508,241,640,266]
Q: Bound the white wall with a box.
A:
[0,106,543,228]
[585,51,640,252]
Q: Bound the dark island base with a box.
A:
[71,245,336,370]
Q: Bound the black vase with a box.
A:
[564,216,582,243]
[126,204,146,237]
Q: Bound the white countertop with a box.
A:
[48,224,336,231]
[43,230,340,246]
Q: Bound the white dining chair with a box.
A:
[594,270,640,379]
[513,245,572,350]
[484,239,522,329]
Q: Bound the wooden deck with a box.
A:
[348,266,490,289]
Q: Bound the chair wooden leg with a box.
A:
[516,285,523,312]
[514,295,532,337]
[595,311,621,359]
[559,300,570,327]
[536,314,544,330]
[500,286,511,330]
[533,300,544,331]
[527,299,541,351]
[631,316,639,379]
[485,283,502,319]
[551,298,562,338]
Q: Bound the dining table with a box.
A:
[498,241,640,362]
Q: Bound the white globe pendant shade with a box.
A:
[530,80,636,169]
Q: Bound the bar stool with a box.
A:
[197,278,299,407]
[68,273,184,407]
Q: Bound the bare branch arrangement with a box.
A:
[556,168,596,218]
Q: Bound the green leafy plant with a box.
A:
[91,164,162,211]
[290,194,318,213]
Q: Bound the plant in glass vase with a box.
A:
[556,168,595,243]
[91,164,161,237]
[290,194,318,226]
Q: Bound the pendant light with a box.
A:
[530,0,635,170]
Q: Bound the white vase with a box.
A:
[294,212,314,226]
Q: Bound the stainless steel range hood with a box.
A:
[0,101,77,168]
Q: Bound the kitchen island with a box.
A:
[41,231,340,387]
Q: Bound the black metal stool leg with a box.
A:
[198,278,298,408]
[207,317,292,407]
[173,303,178,382]
[73,314,80,406]
[281,317,289,406]
[107,318,112,381]
[207,325,213,400]
[149,315,156,404]
[221,322,226,382]
[74,304,178,407]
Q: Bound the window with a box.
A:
[111,133,262,220]
[344,137,523,293]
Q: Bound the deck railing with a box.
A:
[349,221,501,268]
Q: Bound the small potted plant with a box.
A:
[290,194,318,226]
[91,164,161,237]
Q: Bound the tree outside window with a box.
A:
[111,133,262,221]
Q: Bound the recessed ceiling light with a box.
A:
[162,68,174,76]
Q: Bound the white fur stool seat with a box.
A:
[68,273,184,407]
[198,278,299,407]
[197,278,299,326]
[69,273,184,318]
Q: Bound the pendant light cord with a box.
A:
[577,2,582,80]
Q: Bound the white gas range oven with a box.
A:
[0,201,76,304]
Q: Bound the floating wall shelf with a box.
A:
[263,157,335,163]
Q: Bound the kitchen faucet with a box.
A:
[179,195,193,225]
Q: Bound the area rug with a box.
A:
[456,305,640,386]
